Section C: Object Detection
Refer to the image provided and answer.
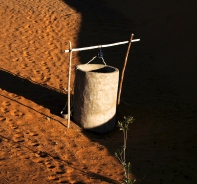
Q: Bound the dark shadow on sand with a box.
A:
[63,1,197,184]
[0,68,67,116]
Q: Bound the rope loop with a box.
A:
[85,47,106,65]
[85,56,106,65]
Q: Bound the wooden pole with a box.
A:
[117,34,134,105]
[65,39,140,53]
[67,41,72,128]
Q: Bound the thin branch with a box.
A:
[117,34,134,105]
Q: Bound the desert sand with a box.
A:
[0,0,197,184]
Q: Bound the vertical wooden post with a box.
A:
[117,34,134,105]
[67,41,72,128]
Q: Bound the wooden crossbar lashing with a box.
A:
[65,34,140,128]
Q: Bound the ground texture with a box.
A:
[0,0,197,184]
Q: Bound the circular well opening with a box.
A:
[76,64,118,73]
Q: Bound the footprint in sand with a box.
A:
[26,131,39,136]
[40,75,51,83]
[39,61,51,82]
[33,69,41,75]
[28,139,40,147]
[32,155,45,163]
[2,101,11,106]
[10,110,24,117]
[41,61,51,73]
[56,177,70,183]
[54,165,65,175]
[45,158,57,169]
[0,116,6,122]
[16,151,31,160]
[13,132,25,142]
[21,63,28,69]
[47,171,66,182]
[0,107,9,114]
[47,174,59,181]
[44,158,66,182]
[25,131,39,145]
[9,94,22,100]
[41,61,50,70]
[10,123,19,130]
[6,118,18,129]
[31,151,48,163]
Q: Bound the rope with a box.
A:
[85,56,106,65]
[101,57,106,65]
[85,56,97,65]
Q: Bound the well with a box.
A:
[73,64,119,133]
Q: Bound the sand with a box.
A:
[0,0,197,184]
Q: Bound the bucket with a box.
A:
[73,64,119,133]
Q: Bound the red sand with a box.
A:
[0,0,196,183]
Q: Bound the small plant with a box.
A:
[114,116,136,184]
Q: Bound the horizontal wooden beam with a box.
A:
[65,39,140,53]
